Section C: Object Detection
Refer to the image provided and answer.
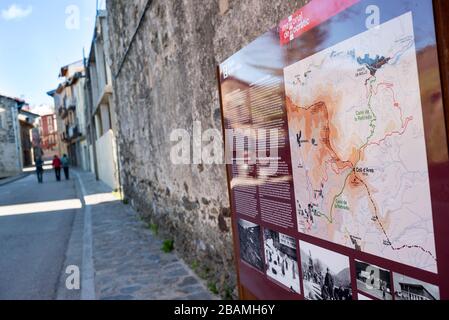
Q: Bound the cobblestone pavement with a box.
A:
[63,170,216,300]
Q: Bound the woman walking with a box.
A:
[52,155,62,181]
[61,154,70,180]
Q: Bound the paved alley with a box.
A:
[0,169,215,300]
[0,170,78,299]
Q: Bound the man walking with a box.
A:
[35,157,44,183]
[52,155,62,181]
[324,268,335,300]
[61,154,70,180]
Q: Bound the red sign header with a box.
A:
[279,0,360,45]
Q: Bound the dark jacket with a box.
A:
[61,156,69,168]
[36,159,44,172]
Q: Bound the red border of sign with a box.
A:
[279,0,360,45]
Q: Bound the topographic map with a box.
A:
[284,12,437,273]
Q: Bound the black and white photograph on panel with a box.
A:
[358,293,373,300]
[356,260,392,300]
[393,273,440,300]
[300,241,352,300]
[263,229,300,293]
[237,219,264,271]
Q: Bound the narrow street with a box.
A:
[0,169,214,300]
[2,0,447,304]
[0,170,79,299]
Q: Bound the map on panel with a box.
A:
[284,12,437,273]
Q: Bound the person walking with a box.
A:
[381,280,387,300]
[35,157,44,184]
[61,154,70,180]
[52,155,62,181]
[324,268,335,300]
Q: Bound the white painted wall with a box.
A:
[74,78,87,137]
[0,141,22,178]
[95,129,118,190]
[0,102,22,178]
[79,140,90,171]
[89,144,95,174]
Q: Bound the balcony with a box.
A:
[93,84,113,115]
[68,125,79,139]
[63,125,84,143]
[58,107,68,119]
[66,98,77,111]
[61,132,68,142]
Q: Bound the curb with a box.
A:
[0,173,31,187]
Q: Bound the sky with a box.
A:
[0,0,105,108]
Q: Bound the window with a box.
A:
[95,112,103,139]
[0,107,5,129]
[48,117,53,132]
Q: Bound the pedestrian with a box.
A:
[35,157,44,183]
[52,155,62,181]
[381,280,387,300]
[61,154,70,180]
[324,268,335,300]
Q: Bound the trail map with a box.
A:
[284,12,437,273]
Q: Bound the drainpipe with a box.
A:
[90,107,99,181]
[11,104,22,172]
[85,63,100,181]
[91,113,99,181]
[109,95,123,196]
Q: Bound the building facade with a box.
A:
[398,283,436,300]
[105,0,310,297]
[39,113,60,161]
[18,109,40,167]
[49,61,90,171]
[0,95,23,178]
[0,96,38,176]
[85,10,120,190]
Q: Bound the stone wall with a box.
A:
[0,96,21,178]
[106,0,309,297]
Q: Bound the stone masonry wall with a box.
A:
[0,96,21,178]
[106,0,309,298]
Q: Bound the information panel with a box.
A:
[218,0,449,300]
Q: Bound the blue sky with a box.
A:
[0,1,104,106]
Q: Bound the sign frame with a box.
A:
[217,0,449,300]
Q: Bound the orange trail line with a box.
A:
[364,81,413,149]
[365,116,413,148]
[356,176,436,261]
[355,77,434,260]
[372,82,405,123]
[294,101,356,224]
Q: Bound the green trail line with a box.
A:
[360,76,378,151]
[314,73,435,261]
[322,172,352,223]
[325,76,378,223]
